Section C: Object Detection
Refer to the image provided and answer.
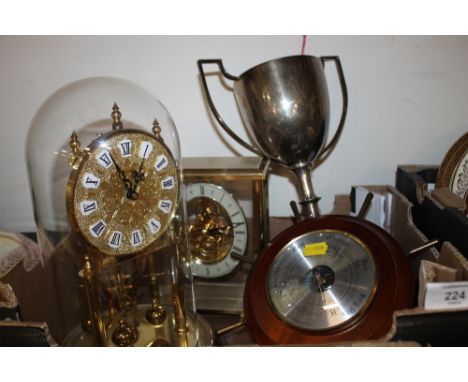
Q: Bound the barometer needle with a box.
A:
[314,273,326,303]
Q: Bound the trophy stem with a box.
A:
[293,166,321,219]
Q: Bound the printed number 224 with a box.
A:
[444,290,466,301]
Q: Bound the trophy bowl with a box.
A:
[233,55,330,167]
[198,55,347,218]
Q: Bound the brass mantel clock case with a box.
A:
[26,77,210,346]
[183,156,270,313]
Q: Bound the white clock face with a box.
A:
[186,183,248,278]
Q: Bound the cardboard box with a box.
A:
[396,165,468,257]
[348,185,468,346]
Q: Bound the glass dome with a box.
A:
[27,77,181,243]
[26,77,210,346]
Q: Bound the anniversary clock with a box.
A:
[26,77,211,346]
[183,157,269,313]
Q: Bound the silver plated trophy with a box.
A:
[198,55,348,219]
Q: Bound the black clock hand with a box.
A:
[129,153,152,200]
[109,153,132,190]
[208,226,230,236]
[126,157,147,201]
[132,157,146,184]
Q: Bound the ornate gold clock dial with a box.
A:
[67,129,178,257]
[186,183,247,278]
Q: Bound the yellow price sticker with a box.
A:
[303,242,328,256]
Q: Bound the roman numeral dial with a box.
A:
[68,129,178,257]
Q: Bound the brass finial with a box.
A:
[68,131,82,167]
[111,318,137,347]
[152,118,163,140]
[83,255,92,273]
[145,298,167,325]
[111,102,123,130]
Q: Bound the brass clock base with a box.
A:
[64,307,213,347]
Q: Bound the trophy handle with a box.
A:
[197,59,265,157]
[313,56,349,169]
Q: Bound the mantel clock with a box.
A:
[182,156,269,313]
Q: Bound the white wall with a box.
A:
[0,36,467,232]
